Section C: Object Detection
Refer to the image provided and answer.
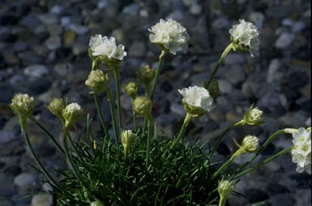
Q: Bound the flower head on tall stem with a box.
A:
[89,35,127,67]
[218,179,236,206]
[291,127,311,174]
[149,18,189,55]
[123,82,138,99]
[133,96,152,117]
[62,103,84,129]
[242,105,264,126]
[178,86,214,117]
[47,98,66,118]
[229,19,260,57]
[10,93,35,133]
[136,65,155,85]
[85,69,109,93]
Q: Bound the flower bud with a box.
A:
[90,200,104,206]
[122,130,135,149]
[85,70,109,93]
[241,135,259,153]
[47,98,66,117]
[218,180,236,199]
[123,82,138,99]
[62,103,84,128]
[133,96,152,117]
[207,80,221,99]
[243,105,264,126]
[136,65,155,85]
[10,93,35,118]
[10,93,35,134]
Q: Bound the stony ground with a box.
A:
[0,0,311,205]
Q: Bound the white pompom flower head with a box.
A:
[149,18,190,55]
[178,86,214,117]
[291,127,311,174]
[89,34,127,67]
[229,19,260,57]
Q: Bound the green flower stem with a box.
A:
[63,134,93,200]
[93,93,108,137]
[107,89,119,144]
[212,148,243,179]
[23,132,75,201]
[234,147,292,179]
[150,50,166,100]
[204,43,233,89]
[91,57,100,70]
[170,113,192,149]
[146,115,153,168]
[238,129,287,171]
[30,117,65,154]
[218,196,227,206]
[130,99,137,130]
[209,120,244,158]
[113,67,123,134]
[23,132,60,187]
[178,113,192,142]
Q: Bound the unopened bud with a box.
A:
[90,200,104,206]
[10,93,35,118]
[136,65,155,85]
[85,70,109,93]
[218,180,236,199]
[62,103,83,128]
[243,105,264,126]
[133,96,152,117]
[123,82,138,99]
[241,135,259,153]
[122,130,135,149]
[10,93,35,134]
[47,98,66,117]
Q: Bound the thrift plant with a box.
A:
[10,18,311,206]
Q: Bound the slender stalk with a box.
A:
[93,93,108,137]
[238,129,286,171]
[23,132,60,188]
[113,67,123,134]
[234,147,292,179]
[146,115,153,168]
[212,149,242,179]
[30,117,65,154]
[130,99,137,130]
[218,196,226,206]
[107,89,119,144]
[63,134,93,200]
[170,113,192,149]
[208,120,244,158]
[150,50,166,100]
[204,43,233,89]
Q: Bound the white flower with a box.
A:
[291,127,311,174]
[218,180,236,198]
[229,19,260,57]
[178,86,214,112]
[89,35,127,60]
[148,18,190,55]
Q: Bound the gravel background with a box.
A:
[0,0,311,205]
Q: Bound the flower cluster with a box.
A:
[89,35,127,62]
[149,18,190,55]
[178,86,214,117]
[291,128,311,174]
[229,19,260,57]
